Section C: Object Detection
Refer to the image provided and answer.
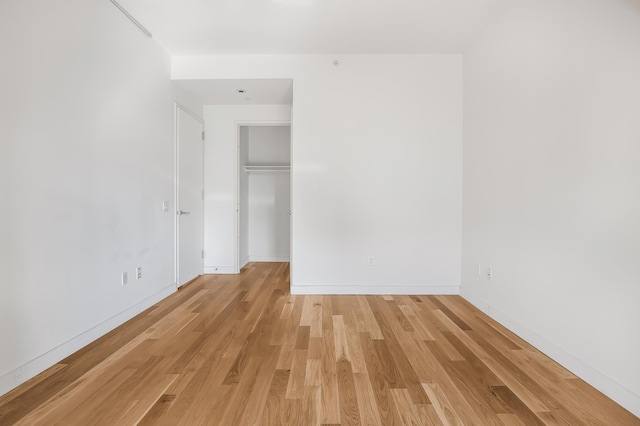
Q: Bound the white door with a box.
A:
[176,105,204,287]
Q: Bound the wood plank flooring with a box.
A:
[0,262,637,425]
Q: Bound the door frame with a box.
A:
[174,102,205,287]
[234,120,292,274]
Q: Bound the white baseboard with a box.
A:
[0,284,176,398]
[291,284,460,295]
[205,258,290,275]
[460,286,640,419]
[239,256,250,270]
[204,266,236,274]
[248,256,290,263]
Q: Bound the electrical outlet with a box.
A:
[121,272,128,286]
[136,267,142,280]
[486,268,493,281]
[367,256,374,266]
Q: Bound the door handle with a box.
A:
[178,210,191,215]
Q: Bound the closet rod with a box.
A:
[244,165,290,173]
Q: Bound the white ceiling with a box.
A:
[174,79,293,105]
[117,0,512,56]
[119,0,512,106]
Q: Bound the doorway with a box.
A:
[237,125,291,270]
[175,103,204,287]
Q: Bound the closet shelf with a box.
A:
[244,165,290,173]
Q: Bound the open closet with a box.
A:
[238,125,291,269]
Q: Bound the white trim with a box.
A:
[248,256,290,263]
[108,0,152,37]
[204,266,236,274]
[0,284,176,398]
[239,256,250,270]
[175,102,204,124]
[235,120,292,275]
[460,286,640,419]
[234,118,293,274]
[173,103,179,288]
[291,284,460,295]
[288,111,294,289]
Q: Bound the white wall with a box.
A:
[202,106,292,274]
[0,0,199,395]
[462,0,640,416]
[176,55,463,294]
[246,126,291,263]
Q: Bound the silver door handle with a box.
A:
[178,210,191,215]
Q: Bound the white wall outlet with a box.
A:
[367,256,374,266]
[136,267,142,280]
[486,268,493,281]
[121,272,128,286]
[162,201,169,212]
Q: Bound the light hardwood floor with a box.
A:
[0,262,637,425]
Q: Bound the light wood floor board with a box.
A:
[0,262,637,425]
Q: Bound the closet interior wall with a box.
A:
[239,126,291,269]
